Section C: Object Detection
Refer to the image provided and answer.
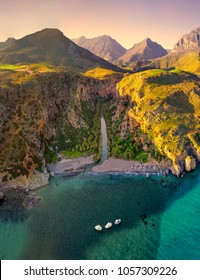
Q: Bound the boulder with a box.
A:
[185,156,196,172]
[171,163,183,177]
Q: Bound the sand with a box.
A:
[92,158,169,175]
[48,156,94,175]
[48,156,170,176]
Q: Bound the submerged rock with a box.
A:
[23,194,41,209]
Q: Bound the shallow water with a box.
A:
[1,168,200,260]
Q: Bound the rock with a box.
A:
[173,27,200,52]
[23,194,41,209]
[196,149,200,161]
[0,171,49,190]
[171,163,183,177]
[0,191,5,201]
[185,156,196,172]
[50,171,55,177]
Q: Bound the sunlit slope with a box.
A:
[151,51,200,75]
[117,69,200,175]
[83,67,124,80]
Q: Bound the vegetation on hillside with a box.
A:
[117,69,200,172]
[150,51,200,76]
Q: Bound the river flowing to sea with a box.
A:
[0,117,200,260]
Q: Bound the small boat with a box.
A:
[105,222,112,229]
[114,219,121,225]
[94,225,102,231]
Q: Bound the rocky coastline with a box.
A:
[0,170,49,210]
[0,153,198,211]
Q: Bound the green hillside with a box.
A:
[117,69,200,175]
[151,51,200,75]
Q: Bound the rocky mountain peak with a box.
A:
[173,26,200,52]
[118,38,167,63]
[72,35,126,61]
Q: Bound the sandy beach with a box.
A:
[48,156,94,175]
[48,155,170,177]
[92,158,170,175]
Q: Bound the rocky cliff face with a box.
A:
[117,69,200,176]
[173,27,200,52]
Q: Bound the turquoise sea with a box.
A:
[0,168,200,260]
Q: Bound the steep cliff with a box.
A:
[117,69,200,176]
[173,27,200,53]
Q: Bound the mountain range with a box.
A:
[73,35,168,63]
[0,29,123,73]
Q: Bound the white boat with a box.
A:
[94,225,102,231]
[105,222,112,229]
[114,219,121,225]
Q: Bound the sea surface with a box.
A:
[0,169,200,260]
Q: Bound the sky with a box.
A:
[0,0,199,49]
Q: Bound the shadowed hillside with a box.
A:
[0,29,125,73]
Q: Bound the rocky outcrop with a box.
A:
[185,156,196,172]
[173,27,200,52]
[0,170,49,190]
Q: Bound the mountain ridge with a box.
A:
[118,37,167,63]
[73,35,126,61]
[0,28,125,73]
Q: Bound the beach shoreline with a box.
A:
[48,155,95,176]
[49,156,170,177]
[92,158,170,176]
